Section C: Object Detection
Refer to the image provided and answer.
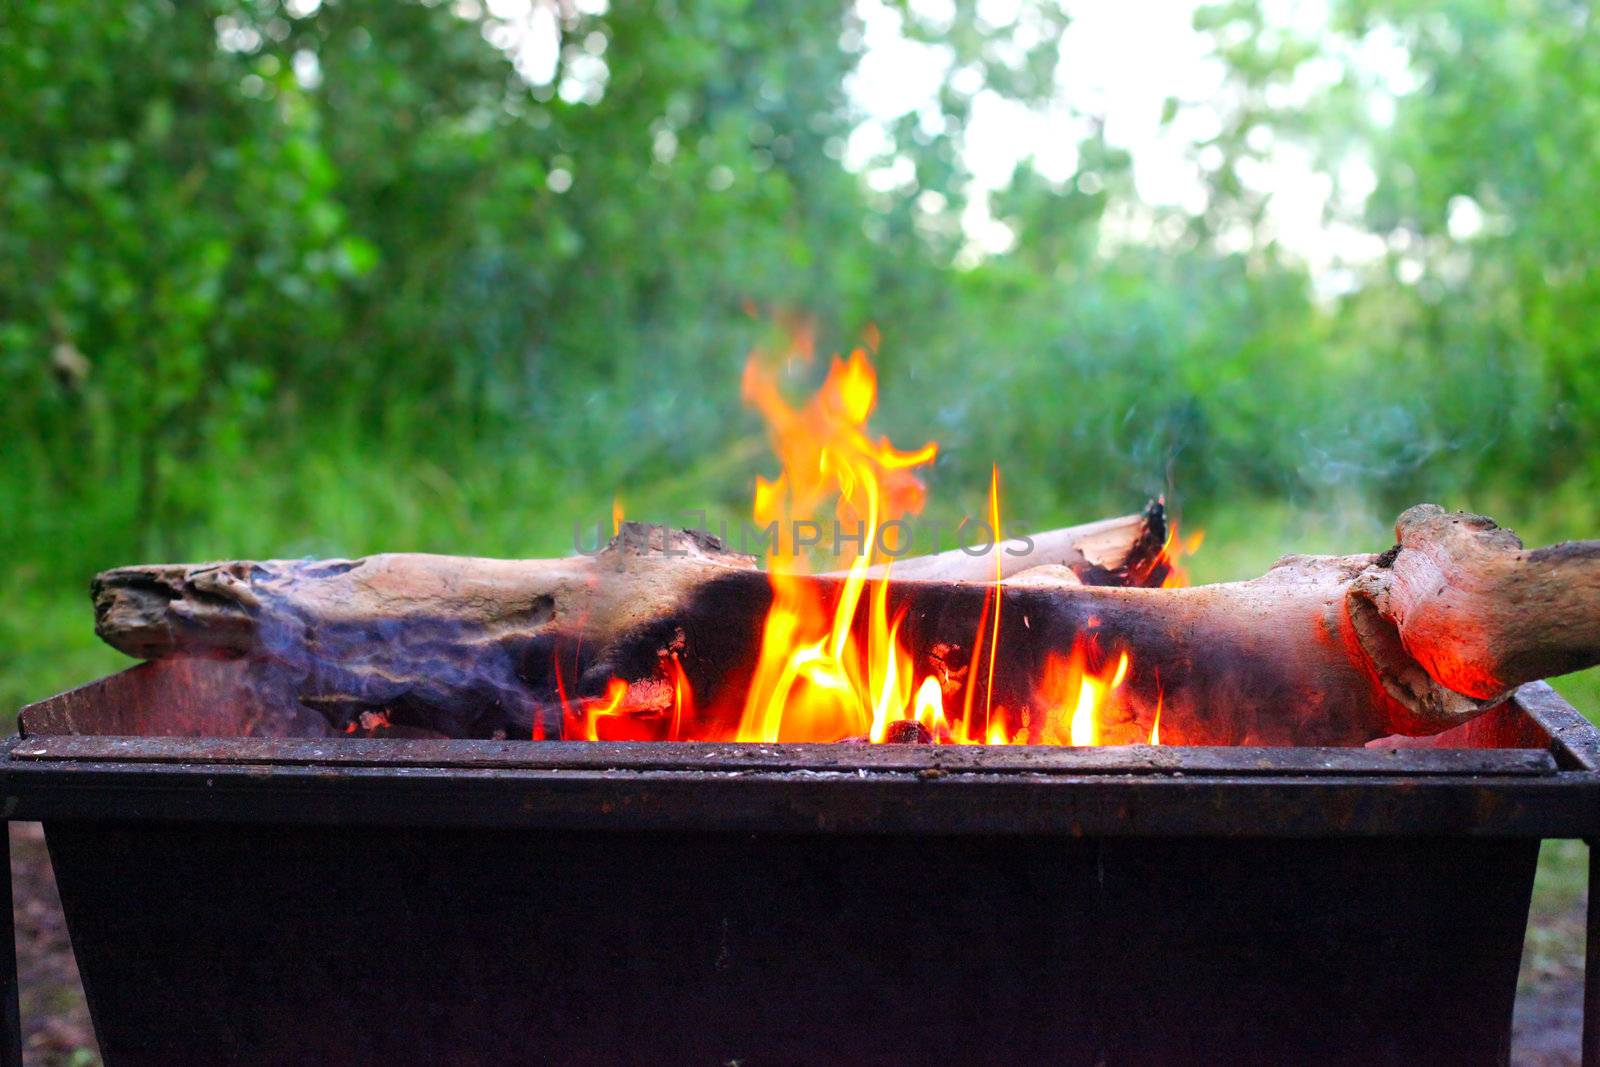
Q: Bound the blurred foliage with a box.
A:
[1191,0,1600,497]
[3,0,1600,711]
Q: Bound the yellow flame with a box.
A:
[983,465,1003,731]
[578,677,630,742]
[1042,648,1133,748]
[1070,677,1102,747]
[913,676,946,733]
[669,654,693,741]
[735,341,940,743]
[956,470,1007,745]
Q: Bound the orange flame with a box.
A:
[546,329,1202,747]
[1038,644,1131,747]
[1159,524,1204,588]
[553,654,697,742]
[958,469,1006,743]
[735,338,940,743]
[562,675,629,742]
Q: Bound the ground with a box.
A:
[7,823,1589,1064]
[1515,839,1589,1066]
[11,825,95,1066]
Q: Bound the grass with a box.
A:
[0,438,755,714]
[1523,837,1588,1014]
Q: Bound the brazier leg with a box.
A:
[0,826,20,1067]
[1585,839,1600,1066]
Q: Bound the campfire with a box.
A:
[90,332,1600,748]
[19,337,1600,1062]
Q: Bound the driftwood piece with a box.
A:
[832,500,1170,585]
[87,505,1600,746]
[93,508,1167,662]
[1346,504,1600,728]
[90,514,1165,740]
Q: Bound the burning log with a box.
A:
[830,498,1172,585]
[92,505,1169,663]
[89,505,1600,747]
[89,510,1165,739]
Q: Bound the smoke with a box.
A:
[236,557,548,740]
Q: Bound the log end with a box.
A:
[1074,498,1171,586]
[93,561,265,660]
[1344,502,1594,731]
[1344,574,1498,734]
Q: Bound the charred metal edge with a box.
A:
[0,740,1594,837]
[2,683,1596,837]
[0,735,1561,777]
[1514,681,1600,772]
[0,765,1594,837]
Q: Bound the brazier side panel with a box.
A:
[44,823,1534,1067]
[47,823,1100,1066]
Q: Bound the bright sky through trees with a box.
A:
[848,0,1419,286]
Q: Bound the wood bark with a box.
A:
[86,505,1600,746]
[828,499,1171,585]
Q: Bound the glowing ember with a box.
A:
[554,651,696,742]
